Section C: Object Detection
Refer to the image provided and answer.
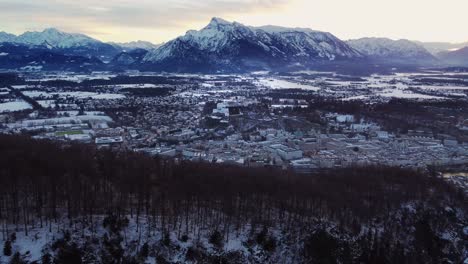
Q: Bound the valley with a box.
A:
[1,69,467,172]
[0,12,467,264]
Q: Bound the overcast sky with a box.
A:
[0,0,466,44]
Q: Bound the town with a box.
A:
[1,70,468,173]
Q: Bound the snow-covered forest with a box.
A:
[0,135,466,263]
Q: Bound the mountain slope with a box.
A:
[111,48,149,66]
[0,32,16,43]
[110,40,161,51]
[437,46,468,66]
[142,17,362,72]
[2,28,121,61]
[16,28,99,48]
[0,134,466,264]
[414,41,468,54]
[347,37,436,64]
[0,42,103,71]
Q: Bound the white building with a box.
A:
[269,144,303,161]
[66,134,92,142]
[336,115,355,123]
[213,102,230,116]
[376,131,389,139]
[95,136,123,145]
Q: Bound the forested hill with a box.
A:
[0,135,466,263]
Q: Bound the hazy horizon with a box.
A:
[0,0,467,44]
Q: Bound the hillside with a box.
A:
[141,18,362,72]
[0,135,466,263]
[347,38,436,64]
[437,46,468,66]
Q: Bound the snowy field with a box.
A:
[23,91,53,98]
[0,100,32,113]
[250,72,468,102]
[108,84,159,89]
[379,89,445,100]
[418,85,468,90]
[256,78,320,91]
[23,90,125,100]
[53,92,125,100]
[37,100,56,108]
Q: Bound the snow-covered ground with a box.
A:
[37,100,56,108]
[23,91,125,100]
[418,85,468,90]
[110,84,159,89]
[11,85,36,90]
[23,89,125,100]
[379,89,445,100]
[256,78,320,91]
[54,92,125,100]
[6,115,112,129]
[342,95,369,101]
[0,100,32,113]
[23,91,53,99]
[0,216,280,263]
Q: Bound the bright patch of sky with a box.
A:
[0,0,466,44]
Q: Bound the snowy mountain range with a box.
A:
[347,37,436,63]
[14,28,100,48]
[141,17,362,72]
[111,48,149,67]
[0,19,467,72]
[0,28,121,61]
[0,32,17,43]
[0,42,104,71]
[414,41,468,55]
[437,46,468,66]
[110,40,161,51]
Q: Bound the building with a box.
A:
[376,131,389,139]
[269,144,303,161]
[66,134,92,143]
[336,115,355,123]
[95,136,123,145]
[212,102,242,117]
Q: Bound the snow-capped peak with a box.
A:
[16,28,100,48]
[142,17,361,71]
[254,25,319,34]
[41,40,54,49]
[42,28,62,34]
[110,40,161,51]
[208,17,231,27]
[0,31,17,43]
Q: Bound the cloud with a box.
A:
[0,0,290,35]
[0,0,466,43]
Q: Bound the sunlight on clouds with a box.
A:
[0,0,466,43]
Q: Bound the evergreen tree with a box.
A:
[41,252,52,264]
[9,252,26,264]
[3,240,12,256]
[209,230,224,248]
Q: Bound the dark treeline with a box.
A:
[415,78,468,86]
[120,88,175,97]
[26,76,201,88]
[0,73,24,86]
[8,85,44,111]
[0,135,466,263]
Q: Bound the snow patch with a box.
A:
[0,100,32,113]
